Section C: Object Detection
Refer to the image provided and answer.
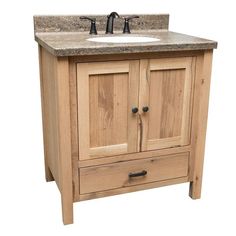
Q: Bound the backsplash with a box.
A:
[34,14,169,34]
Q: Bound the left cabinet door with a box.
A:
[77,60,140,160]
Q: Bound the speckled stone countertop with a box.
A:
[34,15,217,56]
[35,30,217,56]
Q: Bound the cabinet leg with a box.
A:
[61,194,73,225]
[44,161,54,182]
[189,176,202,199]
[189,51,213,200]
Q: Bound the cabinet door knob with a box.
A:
[132,107,139,114]
[142,106,149,112]
[129,170,147,178]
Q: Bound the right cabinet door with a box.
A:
[139,57,195,151]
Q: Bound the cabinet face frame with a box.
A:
[139,57,196,151]
[77,60,140,160]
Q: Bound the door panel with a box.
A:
[89,73,128,151]
[140,57,195,151]
[77,61,139,160]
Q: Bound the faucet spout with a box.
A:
[105,12,120,34]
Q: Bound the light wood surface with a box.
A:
[69,61,80,201]
[39,47,73,224]
[139,57,195,151]
[128,60,140,152]
[78,145,191,167]
[38,46,54,182]
[189,50,213,199]
[78,176,189,201]
[80,153,189,194]
[39,47,60,186]
[56,56,73,224]
[89,73,128,149]
[77,60,139,160]
[38,48,214,224]
[70,50,202,63]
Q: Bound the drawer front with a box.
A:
[80,152,189,194]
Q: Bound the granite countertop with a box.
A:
[34,15,217,57]
[35,30,217,56]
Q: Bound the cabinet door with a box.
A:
[77,60,139,160]
[139,57,195,151]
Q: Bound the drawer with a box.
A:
[80,152,189,194]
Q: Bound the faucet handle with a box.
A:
[123,15,139,20]
[80,16,97,35]
[122,15,139,34]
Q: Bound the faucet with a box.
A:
[105,12,120,34]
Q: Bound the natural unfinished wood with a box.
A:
[78,176,189,201]
[69,61,80,201]
[69,50,202,64]
[56,57,73,225]
[38,45,54,182]
[80,153,189,194]
[39,46,60,186]
[189,50,213,199]
[77,60,139,160]
[37,47,214,225]
[139,57,195,151]
[78,145,191,168]
[39,47,73,224]
[89,73,128,149]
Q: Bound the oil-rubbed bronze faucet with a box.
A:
[80,12,140,35]
[105,12,120,34]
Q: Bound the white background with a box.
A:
[0,0,235,235]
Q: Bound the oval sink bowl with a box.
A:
[87,36,160,43]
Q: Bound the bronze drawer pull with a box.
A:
[129,170,147,178]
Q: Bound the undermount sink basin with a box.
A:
[87,36,160,43]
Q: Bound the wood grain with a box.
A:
[69,61,80,201]
[38,45,54,182]
[78,146,191,167]
[80,152,189,194]
[139,59,150,151]
[78,177,189,201]
[70,50,202,64]
[189,50,213,199]
[89,73,128,148]
[38,48,215,224]
[90,144,128,157]
[77,63,90,160]
[85,61,129,74]
[40,47,60,187]
[140,57,195,151]
[149,69,185,139]
[55,57,73,225]
[40,47,73,224]
[128,60,140,153]
[77,60,139,160]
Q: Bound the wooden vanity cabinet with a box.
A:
[39,47,213,224]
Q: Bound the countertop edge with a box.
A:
[35,36,57,56]
[35,35,217,57]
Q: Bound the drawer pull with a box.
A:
[129,170,147,178]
